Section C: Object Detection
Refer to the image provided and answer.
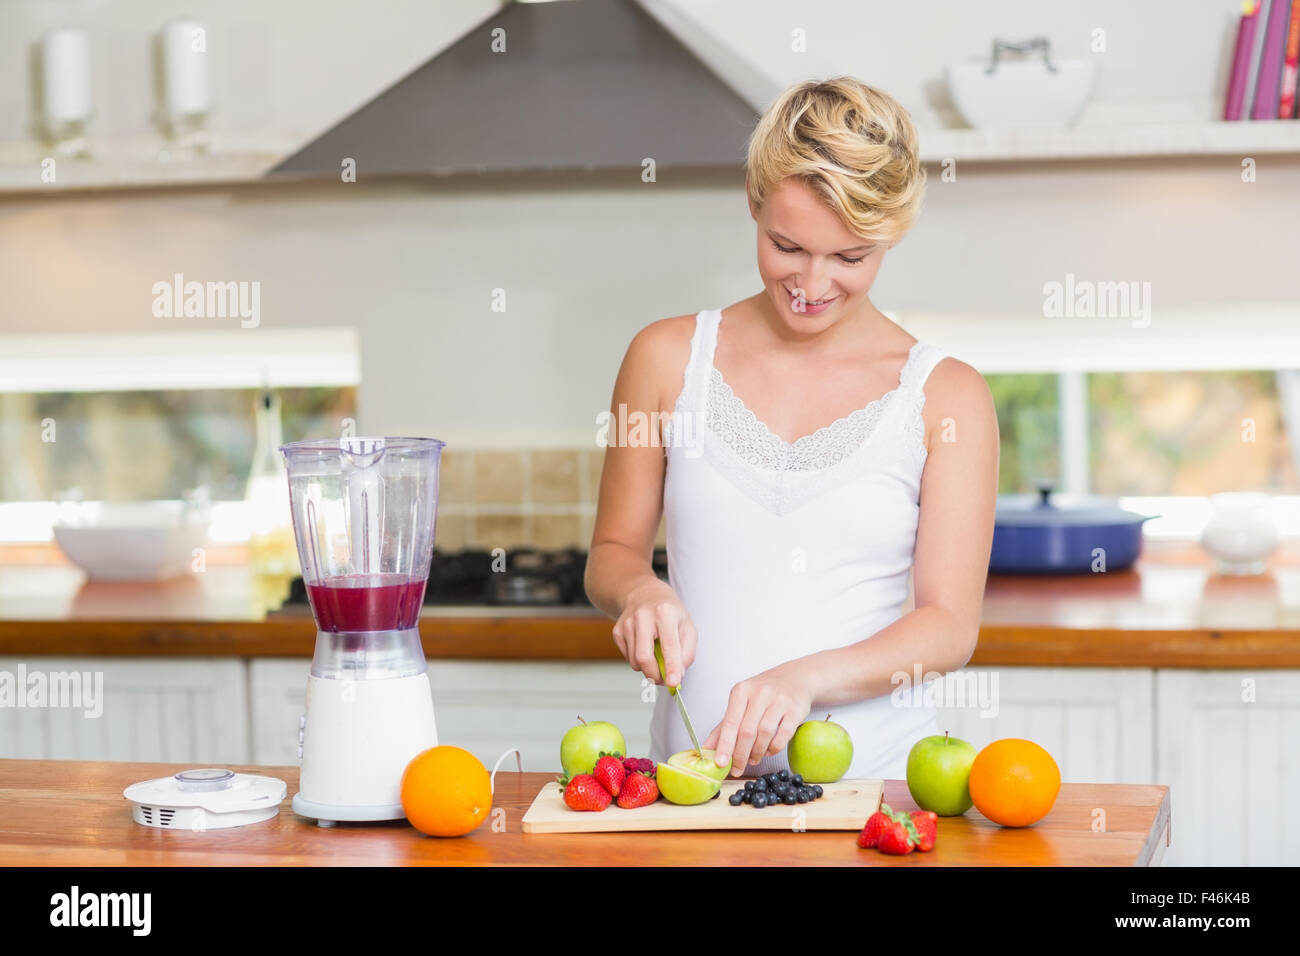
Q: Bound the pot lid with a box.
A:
[995,487,1155,527]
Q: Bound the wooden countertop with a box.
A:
[0,759,1171,866]
[2,540,1299,666]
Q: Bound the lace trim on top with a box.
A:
[704,341,923,473]
[669,338,937,515]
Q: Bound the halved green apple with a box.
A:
[667,748,731,781]
[657,748,733,805]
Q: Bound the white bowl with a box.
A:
[53,501,210,581]
[946,59,1096,129]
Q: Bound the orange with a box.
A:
[968,738,1060,828]
[400,745,492,837]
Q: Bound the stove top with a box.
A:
[283,547,669,608]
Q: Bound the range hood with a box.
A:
[268,0,762,178]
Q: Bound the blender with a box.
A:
[280,436,443,826]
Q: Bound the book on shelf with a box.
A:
[1226,0,1300,120]
[1226,1,1262,120]
[1252,0,1293,119]
[1280,0,1300,117]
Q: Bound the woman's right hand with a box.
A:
[612,578,697,689]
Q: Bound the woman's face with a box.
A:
[749,177,887,334]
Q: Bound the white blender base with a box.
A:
[296,670,438,826]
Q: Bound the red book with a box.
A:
[1280,0,1300,116]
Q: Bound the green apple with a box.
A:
[666,748,731,781]
[560,717,626,778]
[657,749,732,805]
[906,731,977,816]
[787,715,853,783]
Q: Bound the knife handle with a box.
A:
[653,639,678,696]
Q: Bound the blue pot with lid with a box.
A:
[989,486,1157,574]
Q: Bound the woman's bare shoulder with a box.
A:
[619,312,701,409]
[921,354,998,448]
[626,312,698,358]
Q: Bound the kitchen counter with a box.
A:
[2,541,1299,666]
[0,759,1170,866]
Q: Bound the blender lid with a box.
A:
[124,769,287,814]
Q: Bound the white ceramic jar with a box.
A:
[1200,492,1278,575]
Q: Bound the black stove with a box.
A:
[284,547,669,608]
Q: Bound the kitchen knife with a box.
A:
[653,638,705,756]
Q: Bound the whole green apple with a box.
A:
[560,717,626,777]
[787,715,853,783]
[906,732,977,816]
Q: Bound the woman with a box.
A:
[584,77,999,781]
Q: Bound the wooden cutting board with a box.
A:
[521,778,883,833]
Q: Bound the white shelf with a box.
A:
[918,120,1300,163]
[2,121,1298,193]
[0,131,303,193]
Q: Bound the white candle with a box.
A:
[41,28,92,125]
[162,19,211,117]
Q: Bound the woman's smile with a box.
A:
[783,285,839,316]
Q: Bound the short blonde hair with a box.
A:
[745,77,925,246]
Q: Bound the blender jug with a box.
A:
[280,436,443,825]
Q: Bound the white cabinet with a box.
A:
[934,667,1155,785]
[0,657,247,763]
[249,658,651,773]
[248,659,308,767]
[1155,670,1300,867]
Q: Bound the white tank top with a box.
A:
[650,307,949,780]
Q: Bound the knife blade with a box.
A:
[654,638,705,756]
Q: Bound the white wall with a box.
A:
[1,0,1297,448]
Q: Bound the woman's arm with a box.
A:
[704,358,1000,774]
[584,315,698,689]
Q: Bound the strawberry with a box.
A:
[616,772,659,809]
[876,819,916,854]
[910,810,938,852]
[561,774,612,811]
[857,810,893,849]
[593,753,626,797]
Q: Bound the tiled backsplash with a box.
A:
[435,449,666,552]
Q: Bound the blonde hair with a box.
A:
[745,77,925,246]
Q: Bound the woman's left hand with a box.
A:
[703,660,813,776]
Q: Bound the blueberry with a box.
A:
[743,780,755,791]
[741,790,752,804]
[752,793,768,808]
[780,793,795,805]
[796,790,809,803]
[777,769,790,782]
[813,785,823,798]
[791,774,804,787]
[754,778,768,792]
[729,791,744,806]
